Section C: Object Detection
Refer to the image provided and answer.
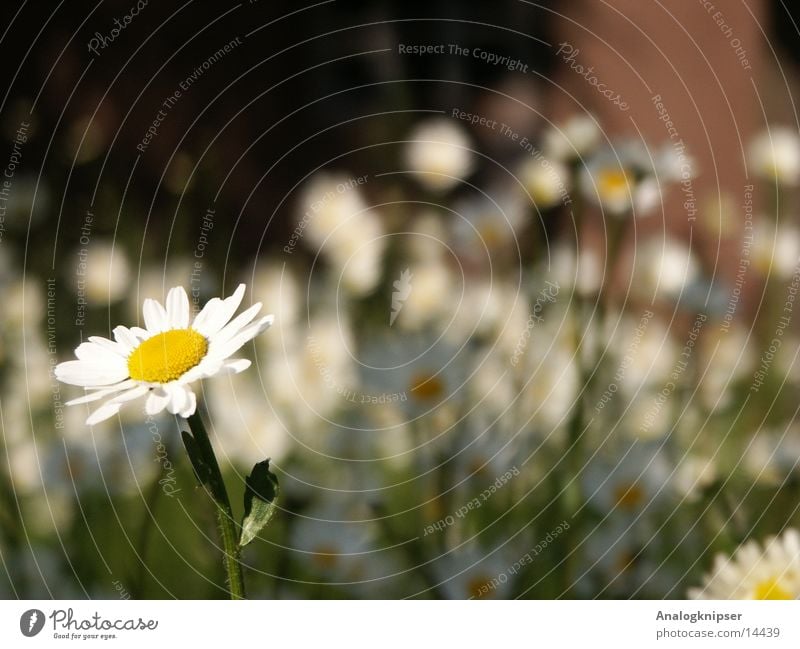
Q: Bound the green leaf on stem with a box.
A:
[240,459,280,547]
[181,430,214,487]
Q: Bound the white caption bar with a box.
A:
[0,600,798,647]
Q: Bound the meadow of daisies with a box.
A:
[2,111,800,600]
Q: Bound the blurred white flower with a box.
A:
[436,546,512,599]
[444,279,531,357]
[751,219,800,279]
[466,353,517,422]
[579,518,667,597]
[655,142,696,183]
[451,187,526,264]
[452,424,520,488]
[330,234,385,297]
[748,127,800,185]
[517,156,571,209]
[517,328,579,435]
[633,176,661,213]
[546,242,601,297]
[699,325,755,409]
[263,312,356,439]
[689,529,800,599]
[299,173,385,296]
[581,141,678,217]
[289,502,376,584]
[403,211,449,265]
[392,260,454,331]
[80,240,131,304]
[404,118,474,191]
[743,430,800,487]
[5,277,44,328]
[614,318,675,398]
[583,443,673,515]
[621,390,673,441]
[250,261,302,348]
[543,115,601,162]
[672,455,717,503]
[581,154,635,216]
[207,370,292,468]
[360,334,464,417]
[575,247,603,297]
[634,237,700,299]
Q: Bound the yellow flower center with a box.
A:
[754,577,793,600]
[127,328,208,383]
[409,372,445,402]
[598,168,632,199]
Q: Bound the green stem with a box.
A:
[186,411,246,600]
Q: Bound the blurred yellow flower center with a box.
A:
[468,575,493,599]
[614,482,645,510]
[754,577,792,600]
[311,544,339,570]
[127,329,208,383]
[477,220,503,249]
[598,168,631,197]
[409,372,445,401]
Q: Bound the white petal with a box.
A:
[74,342,127,365]
[221,358,251,374]
[55,360,129,387]
[114,325,141,350]
[180,357,224,383]
[145,390,170,415]
[88,335,129,356]
[209,303,262,347]
[86,401,123,426]
[65,380,135,406]
[178,389,197,418]
[192,284,245,337]
[208,314,274,360]
[165,384,189,415]
[109,385,150,404]
[190,297,222,335]
[129,326,151,340]
[143,298,169,333]
[166,286,190,329]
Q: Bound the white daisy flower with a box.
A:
[55,284,273,425]
[450,187,527,264]
[751,219,800,280]
[582,442,673,516]
[391,260,455,331]
[748,127,800,186]
[672,454,717,503]
[404,118,475,191]
[543,115,601,162]
[581,141,678,217]
[435,546,512,600]
[517,156,571,209]
[298,173,386,297]
[289,502,374,583]
[79,240,131,304]
[689,529,800,599]
[633,237,700,299]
